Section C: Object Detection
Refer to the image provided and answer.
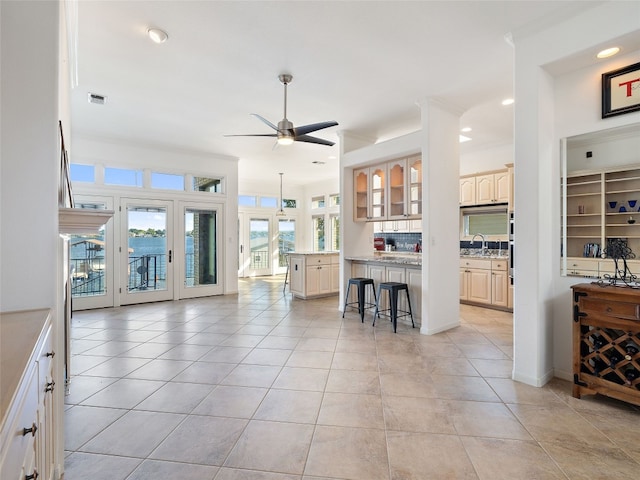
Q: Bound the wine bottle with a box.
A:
[608,350,623,368]
[624,341,639,361]
[623,366,639,386]
[592,335,606,351]
[591,358,608,376]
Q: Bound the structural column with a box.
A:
[418,99,463,335]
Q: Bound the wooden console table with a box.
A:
[572,283,640,406]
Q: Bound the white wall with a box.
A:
[512,0,640,385]
[552,50,640,380]
[460,143,513,176]
[1,1,60,311]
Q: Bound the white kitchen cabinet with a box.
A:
[491,259,509,308]
[460,169,510,206]
[289,253,339,299]
[1,309,57,480]
[354,155,422,223]
[405,267,422,322]
[460,257,510,309]
[459,177,476,206]
[388,155,423,221]
[353,165,387,222]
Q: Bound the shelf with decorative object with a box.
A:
[572,283,640,407]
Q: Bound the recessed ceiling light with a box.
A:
[461,127,472,133]
[459,135,472,143]
[328,155,337,160]
[501,98,514,106]
[147,28,168,44]
[597,47,620,59]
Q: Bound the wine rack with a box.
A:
[572,283,640,406]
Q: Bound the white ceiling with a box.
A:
[71,0,615,188]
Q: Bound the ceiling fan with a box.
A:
[225,74,338,147]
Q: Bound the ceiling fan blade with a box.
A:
[250,113,279,131]
[295,134,335,147]
[223,133,278,138]
[294,121,338,136]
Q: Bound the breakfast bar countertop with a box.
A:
[345,253,422,266]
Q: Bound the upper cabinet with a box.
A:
[460,168,511,207]
[354,155,422,222]
[354,165,387,222]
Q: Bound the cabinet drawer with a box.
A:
[459,258,491,269]
[491,260,508,271]
[0,366,38,480]
[567,258,598,271]
[307,255,331,265]
[580,297,640,321]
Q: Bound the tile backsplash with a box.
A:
[374,232,422,252]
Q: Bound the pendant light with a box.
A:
[276,172,286,216]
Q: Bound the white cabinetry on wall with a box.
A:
[460,169,510,206]
[476,171,510,204]
[459,258,510,310]
[354,165,387,222]
[459,177,476,206]
[1,309,57,480]
[354,155,422,223]
[289,253,339,299]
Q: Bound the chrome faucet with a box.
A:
[471,233,487,255]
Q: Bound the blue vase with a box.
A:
[629,200,637,208]
[620,206,627,212]
[609,201,617,209]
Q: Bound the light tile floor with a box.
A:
[64,276,640,480]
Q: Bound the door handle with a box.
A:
[168,250,172,263]
[240,245,244,253]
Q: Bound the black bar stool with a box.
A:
[343,277,377,323]
[373,282,415,333]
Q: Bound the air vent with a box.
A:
[312,161,326,165]
[88,93,107,105]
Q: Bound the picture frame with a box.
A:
[602,61,640,118]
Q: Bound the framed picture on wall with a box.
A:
[602,61,640,118]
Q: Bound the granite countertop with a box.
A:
[289,251,339,255]
[460,248,509,259]
[346,252,422,266]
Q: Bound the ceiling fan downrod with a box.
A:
[279,74,292,121]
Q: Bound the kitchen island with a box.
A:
[288,252,339,299]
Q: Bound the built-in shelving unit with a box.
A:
[564,166,640,264]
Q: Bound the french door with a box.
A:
[238,214,271,277]
[276,218,296,275]
[120,199,174,305]
[178,202,223,298]
[238,213,297,277]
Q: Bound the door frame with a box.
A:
[119,198,174,305]
[177,200,224,299]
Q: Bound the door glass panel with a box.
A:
[70,202,107,298]
[127,206,167,292]
[278,219,295,267]
[250,218,270,270]
[185,208,217,287]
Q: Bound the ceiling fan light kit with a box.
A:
[225,74,338,147]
